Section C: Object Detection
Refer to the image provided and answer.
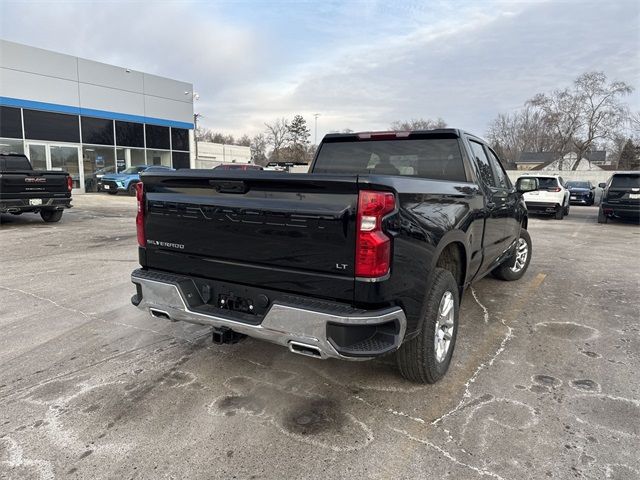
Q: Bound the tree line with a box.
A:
[196,115,313,166]
[196,116,451,166]
[196,71,639,171]
[486,71,639,170]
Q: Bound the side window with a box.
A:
[558,177,564,187]
[487,149,509,189]
[468,140,496,187]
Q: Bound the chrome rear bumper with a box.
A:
[131,269,407,360]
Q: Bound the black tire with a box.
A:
[491,229,532,281]
[555,205,564,220]
[107,190,118,195]
[597,207,608,224]
[396,268,459,384]
[564,203,570,215]
[40,209,63,223]
[128,182,138,196]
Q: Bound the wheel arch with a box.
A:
[431,235,468,298]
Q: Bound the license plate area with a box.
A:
[29,198,43,206]
[103,185,110,190]
[218,293,255,314]
[630,193,640,199]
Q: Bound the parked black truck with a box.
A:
[0,153,73,223]
[130,129,538,383]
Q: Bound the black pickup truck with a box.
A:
[0,153,73,223]
[130,129,538,383]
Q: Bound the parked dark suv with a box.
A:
[566,181,595,205]
[598,172,640,223]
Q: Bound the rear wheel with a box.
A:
[396,268,459,384]
[555,205,564,220]
[492,229,532,281]
[40,209,63,223]
[564,202,570,215]
[597,207,608,224]
[128,182,138,196]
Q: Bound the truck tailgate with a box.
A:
[141,171,360,302]
[0,171,70,198]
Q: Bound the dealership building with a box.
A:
[0,39,194,193]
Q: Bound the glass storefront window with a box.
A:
[172,151,190,169]
[24,109,80,143]
[115,121,144,148]
[83,146,115,192]
[27,144,47,170]
[0,138,25,155]
[146,125,170,150]
[116,148,145,172]
[81,117,114,145]
[0,107,23,139]
[50,145,81,188]
[146,149,171,167]
[171,128,189,152]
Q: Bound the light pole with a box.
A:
[314,113,320,146]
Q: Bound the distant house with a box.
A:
[585,150,607,165]
[515,150,608,171]
[515,152,559,170]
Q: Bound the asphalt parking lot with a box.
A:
[1,195,639,480]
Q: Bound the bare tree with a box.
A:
[390,118,447,131]
[529,72,633,170]
[195,128,237,145]
[250,133,268,166]
[236,134,251,147]
[264,118,290,161]
[486,106,559,166]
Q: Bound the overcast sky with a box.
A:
[1,0,639,141]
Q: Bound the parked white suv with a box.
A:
[520,175,571,219]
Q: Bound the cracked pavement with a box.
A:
[1,196,639,479]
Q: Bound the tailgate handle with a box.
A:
[209,180,248,194]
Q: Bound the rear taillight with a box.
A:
[136,182,145,247]
[355,190,395,278]
[67,176,73,192]
[550,187,561,192]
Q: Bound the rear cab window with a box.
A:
[0,155,33,171]
[313,137,468,182]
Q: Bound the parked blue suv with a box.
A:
[99,165,173,195]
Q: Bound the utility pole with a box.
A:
[193,113,202,160]
[314,113,320,146]
[191,91,200,163]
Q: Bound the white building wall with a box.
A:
[0,39,194,126]
[196,142,251,168]
[506,170,615,185]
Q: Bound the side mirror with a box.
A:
[591,185,595,190]
[516,177,539,194]
[598,183,606,189]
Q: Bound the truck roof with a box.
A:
[323,128,477,141]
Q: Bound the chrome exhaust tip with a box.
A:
[289,341,322,358]
[149,308,172,321]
